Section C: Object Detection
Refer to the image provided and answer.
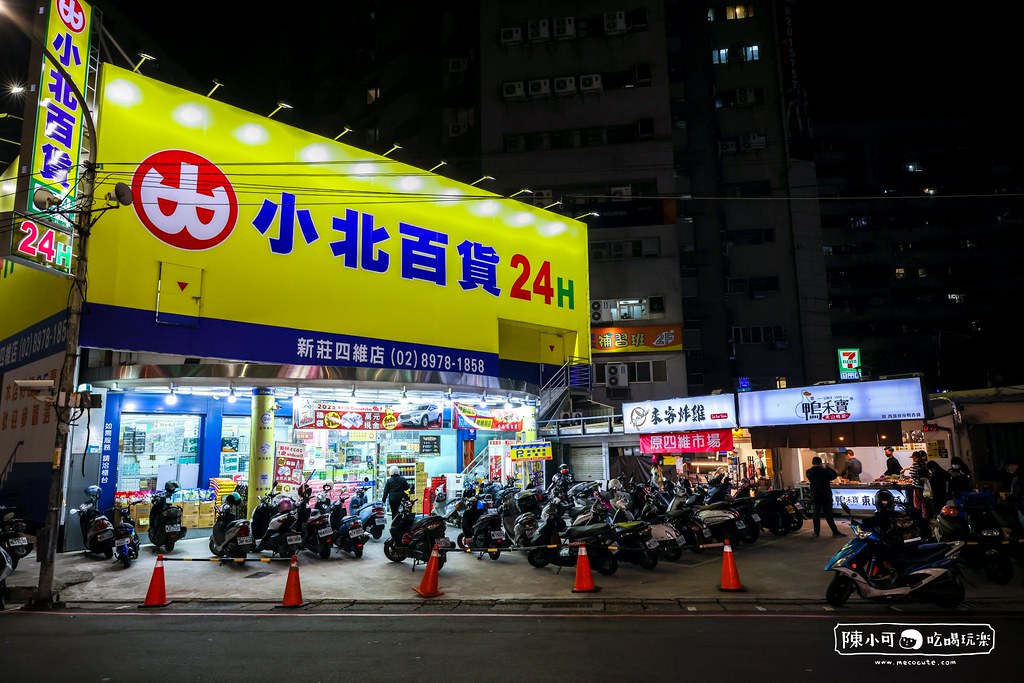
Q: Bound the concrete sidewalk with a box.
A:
[5,527,1023,611]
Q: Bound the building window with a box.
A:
[948,293,967,304]
[712,48,729,65]
[596,360,668,385]
[730,325,787,344]
[895,267,906,279]
[917,268,928,278]
[742,45,760,62]
[726,5,755,20]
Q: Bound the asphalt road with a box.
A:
[2,610,1021,682]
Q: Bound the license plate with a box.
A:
[8,535,28,546]
[735,520,746,529]
[785,505,795,513]
[794,502,803,510]
[165,524,180,532]
[287,535,302,545]
[676,537,686,545]
[702,529,712,538]
[645,538,659,549]
[490,530,505,539]
[237,536,253,545]
[317,527,332,537]
[487,508,498,515]
[97,530,114,541]
[349,528,363,538]
[435,537,453,548]
[375,518,386,526]
[903,535,921,544]
[751,514,760,522]
[559,547,571,557]
[115,536,130,547]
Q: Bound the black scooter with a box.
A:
[382,497,453,569]
[935,491,1014,584]
[251,492,303,558]
[209,497,255,559]
[0,504,33,571]
[456,493,514,560]
[147,484,187,552]
[70,486,116,559]
[514,497,618,575]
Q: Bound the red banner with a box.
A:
[639,429,733,454]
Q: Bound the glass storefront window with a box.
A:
[117,414,202,493]
[219,415,292,478]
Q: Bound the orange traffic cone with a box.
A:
[718,538,746,592]
[413,544,444,598]
[572,543,601,593]
[276,555,309,608]
[139,554,171,608]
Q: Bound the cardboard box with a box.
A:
[197,512,216,528]
[182,511,200,530]
[131,503,152,531]
[199,500,216,517]
[179,502,199,517]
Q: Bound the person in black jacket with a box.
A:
[947,457,973,496]
[924,460,951,516]
[381,466,410,517]
[806,456,846,537]
[883,447,903,476]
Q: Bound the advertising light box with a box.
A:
[623,394,737,434]
[82,65,591,374]
[737,378,926,427]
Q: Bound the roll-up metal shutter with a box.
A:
[569,446,607,482]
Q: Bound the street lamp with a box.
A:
[470,175,494,186]
[509,188,532,198]
[206,79,224,98]
[131,52,155,73]
[268,101,293,118]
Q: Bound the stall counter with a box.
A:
[797,481,911,516]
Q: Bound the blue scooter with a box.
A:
[825,502,964,608]
[348,487,387,540]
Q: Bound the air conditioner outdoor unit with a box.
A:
[736,86,756,106]
[553,76,577,95]
[447,58,469,73]
[528,78,552,97]
[553,16,576,39]
[448,122,469,137]
[590,299,611,322]
[606,362,629,387]
[604,10,628,34]
[528,19,550,42]
[610,185,632,201]
[502,81,526,100]
[500,26,523,45]
[580,74,603,92]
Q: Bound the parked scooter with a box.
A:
[514,496,619,575]
[0,504,33,571]
[0,545,11,610]
[667,479,745,545]
[349,488,388,539]
[935,491,1014,584]
[571,484,659,569]
[295,484,334,560]
[431,480,467,528]
[456,493,514,560]
[209,492,256,559]
[110,503,141,568]
[147,480,187,552]
[382,496,453,568]
[825,502,965,608]
[329,489,367,558]
[70,486,116,559]
[251,491,303,558]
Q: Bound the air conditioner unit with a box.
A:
[736,86,756,106]
[447,58,469,73]
[528,19,550,42]
[610,185,632,201]
[604,10,628,34]
[553,76,577,95]
[606,362,629,387]
[718,140,738,154]
[580,74,603,92]
[532,189,554,206]
[502,81,526,100]
[448,122,469,137]
[553,16,576,39]
[528,78,552,97]
[500,26,523,45]
[590,299,611,322]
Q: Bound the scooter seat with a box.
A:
[614,521,647,533]
[565,523,613,541]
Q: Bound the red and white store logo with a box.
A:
[57,0,88,33]
[132,150,239,250]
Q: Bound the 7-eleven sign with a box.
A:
[837,348,861,370]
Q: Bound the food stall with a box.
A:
[797,476,912,516]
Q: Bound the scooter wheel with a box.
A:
[7,552,19,571]
[382,539,405,563]
[740,523,760,544]
[638,550,659,570]
[120,554,132,569]
[319,546,332,560]
[370,526,383,540]
[933,574,966,608]
[353,546,363,559]
[769,526,789,537]
[825,574,853,607]
[209,537,225,558]
[527,549,549,568]
[789,515,804,531]
[984,552,1014,585]
[662,547,684,562]
[103,548,114,560]
[595,553,618,576]
[456,533,470,550]
[164,539,175,552]
[488,550,501,561]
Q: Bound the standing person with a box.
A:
[924,460,951,516]
[805,456,846,537]
[903,451,929,514]
[883,446,903,476]
[841,450,862,482]
[947,456,973,496]
[381,465,409,518]
[650,455,666,490]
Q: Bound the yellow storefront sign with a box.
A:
[509,441,553,461]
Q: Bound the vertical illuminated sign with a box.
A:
[838,347,862,380]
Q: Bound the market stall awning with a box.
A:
[748,421,903,449]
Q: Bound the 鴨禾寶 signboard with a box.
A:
[737,377,925,427]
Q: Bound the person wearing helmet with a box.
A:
[548,463,575,498]
[381,465,410,518]
[164,480,180,495]
[220,492,244,522]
